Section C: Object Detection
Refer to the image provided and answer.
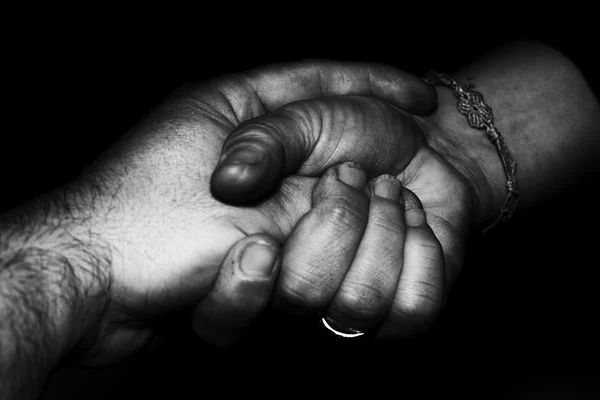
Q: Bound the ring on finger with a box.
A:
[321,317,365,338]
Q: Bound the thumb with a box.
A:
[191,234,281,347]
[211,96,424,203]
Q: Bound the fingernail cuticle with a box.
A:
[402,187,424,210]
[406,209,427,227]
[371,175,402,201]
[337,162,367,190]
[239,241,278,277]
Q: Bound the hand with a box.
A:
[212,92,476,340]
[21,61,436,365]
[275,161,445,339]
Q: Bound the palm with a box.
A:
[399,146,474,286]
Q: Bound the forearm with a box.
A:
[0,194,111,399]
[425,40,600,228]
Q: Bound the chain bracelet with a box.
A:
[424,71,519,233]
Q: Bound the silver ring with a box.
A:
[321,317,365,338]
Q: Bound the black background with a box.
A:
[3,9,600,399]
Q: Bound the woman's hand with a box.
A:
[211,98,476,341]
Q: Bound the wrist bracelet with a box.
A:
[424,71,519,233]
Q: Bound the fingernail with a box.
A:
[219,146,266,166]
[337,162,367,190]
[406,209,427,227]
[371,175,401,201]
[402,187,423,211]
[239,241,278,277]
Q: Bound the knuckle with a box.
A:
[418,242,443,264]
[278,105,319,137]
[335,281,391,319]
[369,211,405,237]
[408,232,443,260]
[230,287,270,315]
[393,286,444,327]
[317,199,367,232]
[277,267,332,312]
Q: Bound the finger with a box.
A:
[243,60,437,116]
[175,60,435,128]
[191,234,280,347]
[274,162,369,315]
[377,188,445,339]
[323,174,406,335]
[211,96,424,203]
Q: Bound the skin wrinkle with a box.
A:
[275,106,314,169]
[412,113,484,212]
[397,278,441,308]
[226,107,311,172]
[350,101,375,164]
[257,176,313,239]
[300,98,326,173]
[347,250,402,293]
[2,59,446,393]
[303,102,345,174]
[281,187,368,305]
[336,279,391,317]
[279,263,338,309]
[313,184,368,228]
[219,73,263,123]
[367,214,405,239]
[305,98,379,175]
[319,205,366,241]
[317,67,326,98]
[172,95,238,132]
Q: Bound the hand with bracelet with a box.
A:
[2,39,600,399]
[214,39,600,338]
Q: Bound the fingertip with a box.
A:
[211,133,288,204]
[210,160,270,203]
[192,234,281,347]
[405,209,427,227]
[401,187,424,212]
[210,144,284,204]
[238,238,280,278]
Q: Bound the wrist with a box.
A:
[421,84,507,230]
[0,193,112,396]
[421,40,600,232]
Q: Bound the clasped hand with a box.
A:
[58,60,473,365]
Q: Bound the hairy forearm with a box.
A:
[0,195,111,399]
[426,40,600,228]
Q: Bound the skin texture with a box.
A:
[211,40,600,338]
[0,61,439,399]
[3,39,600,399]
